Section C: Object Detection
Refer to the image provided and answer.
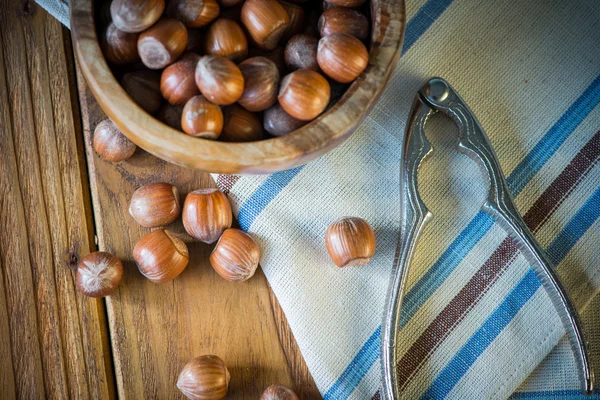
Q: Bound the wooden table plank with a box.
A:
[0,3,114,399]
[76,49,320,400]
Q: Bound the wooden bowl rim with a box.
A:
[70,0,405,174]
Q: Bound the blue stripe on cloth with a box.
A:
[421,186,600,398]
[547,188,600,265]
[421,269,541,400]
[399,212,494,327]
[507,75,600,196]
[402,0,454,53]
[510,390,600,399]
[237,167,303,231]
[236,0,456,233]
[327,73,600,399]
[323,327,381,400]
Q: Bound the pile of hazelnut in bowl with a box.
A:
[101,0,372,143]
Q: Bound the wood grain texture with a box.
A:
[70,0,405,173]
[0,2,114,399]
[77,74,320,398]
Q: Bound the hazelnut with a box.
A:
[205,19,248,62]
[157,104,184,130]
[241,0,290,50]
[160,53,201,105]
[238,57,280,112]
[221,105,264,142]
[182,188,232,243]
[177,355,230,400]
[318,7,369,42]
[101,23,140,65]
[137,18,188,70]
[133,229,189,283]
[121,70,163,114]
[110,0,165,33]
[278,70,330,120]
[129,182,181,228]
[186,28,205,53]
[324,0,366,7]
[261,384,299,400]
[263,104,306,136]
[325,217,376,267]
[210,228,260,282]
[93,118,137,162]
[284,34,319,72]
[279,2,305,42]
[76,252,123,298]
[317,33,368,83]
[181,95,224,139]
[248,46,287,76]
[167,0,220,27]
[195,55,244,105]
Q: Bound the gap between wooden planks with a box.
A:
[75,23,320,400]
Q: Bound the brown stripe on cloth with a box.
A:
[370,130,600,395]
[216,174,240,195]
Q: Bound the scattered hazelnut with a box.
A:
[129,182,181,228]
[121,70,163,114]
[210,228,261,282]
[325,217,376,267]
[93,118,137,162]
[133,229,189,283]
[221,105,264,142]
[110,0,165,33]
[317,33,368,83]
[177,355,230,400]
[181,95,224,139]
[160,53,201,105]
[261,384,299,400]
[182,188,233,244]
[318,7,369,42]
[137,18,188,70]
[195,55,244,105]
[284,34,319,72]
[205,18,248,62]
[278,69,330,120]
[76,252,123,298]
[241,0,290,50]
[157,103,184,130]
[167,0,220,27]
[263,104,306,136]
[279,2,305,42]
[238,57,280,112]
[101,23,140,65]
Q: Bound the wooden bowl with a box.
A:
[70,0,405,174]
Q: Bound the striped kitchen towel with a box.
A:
[213,0,600,398]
